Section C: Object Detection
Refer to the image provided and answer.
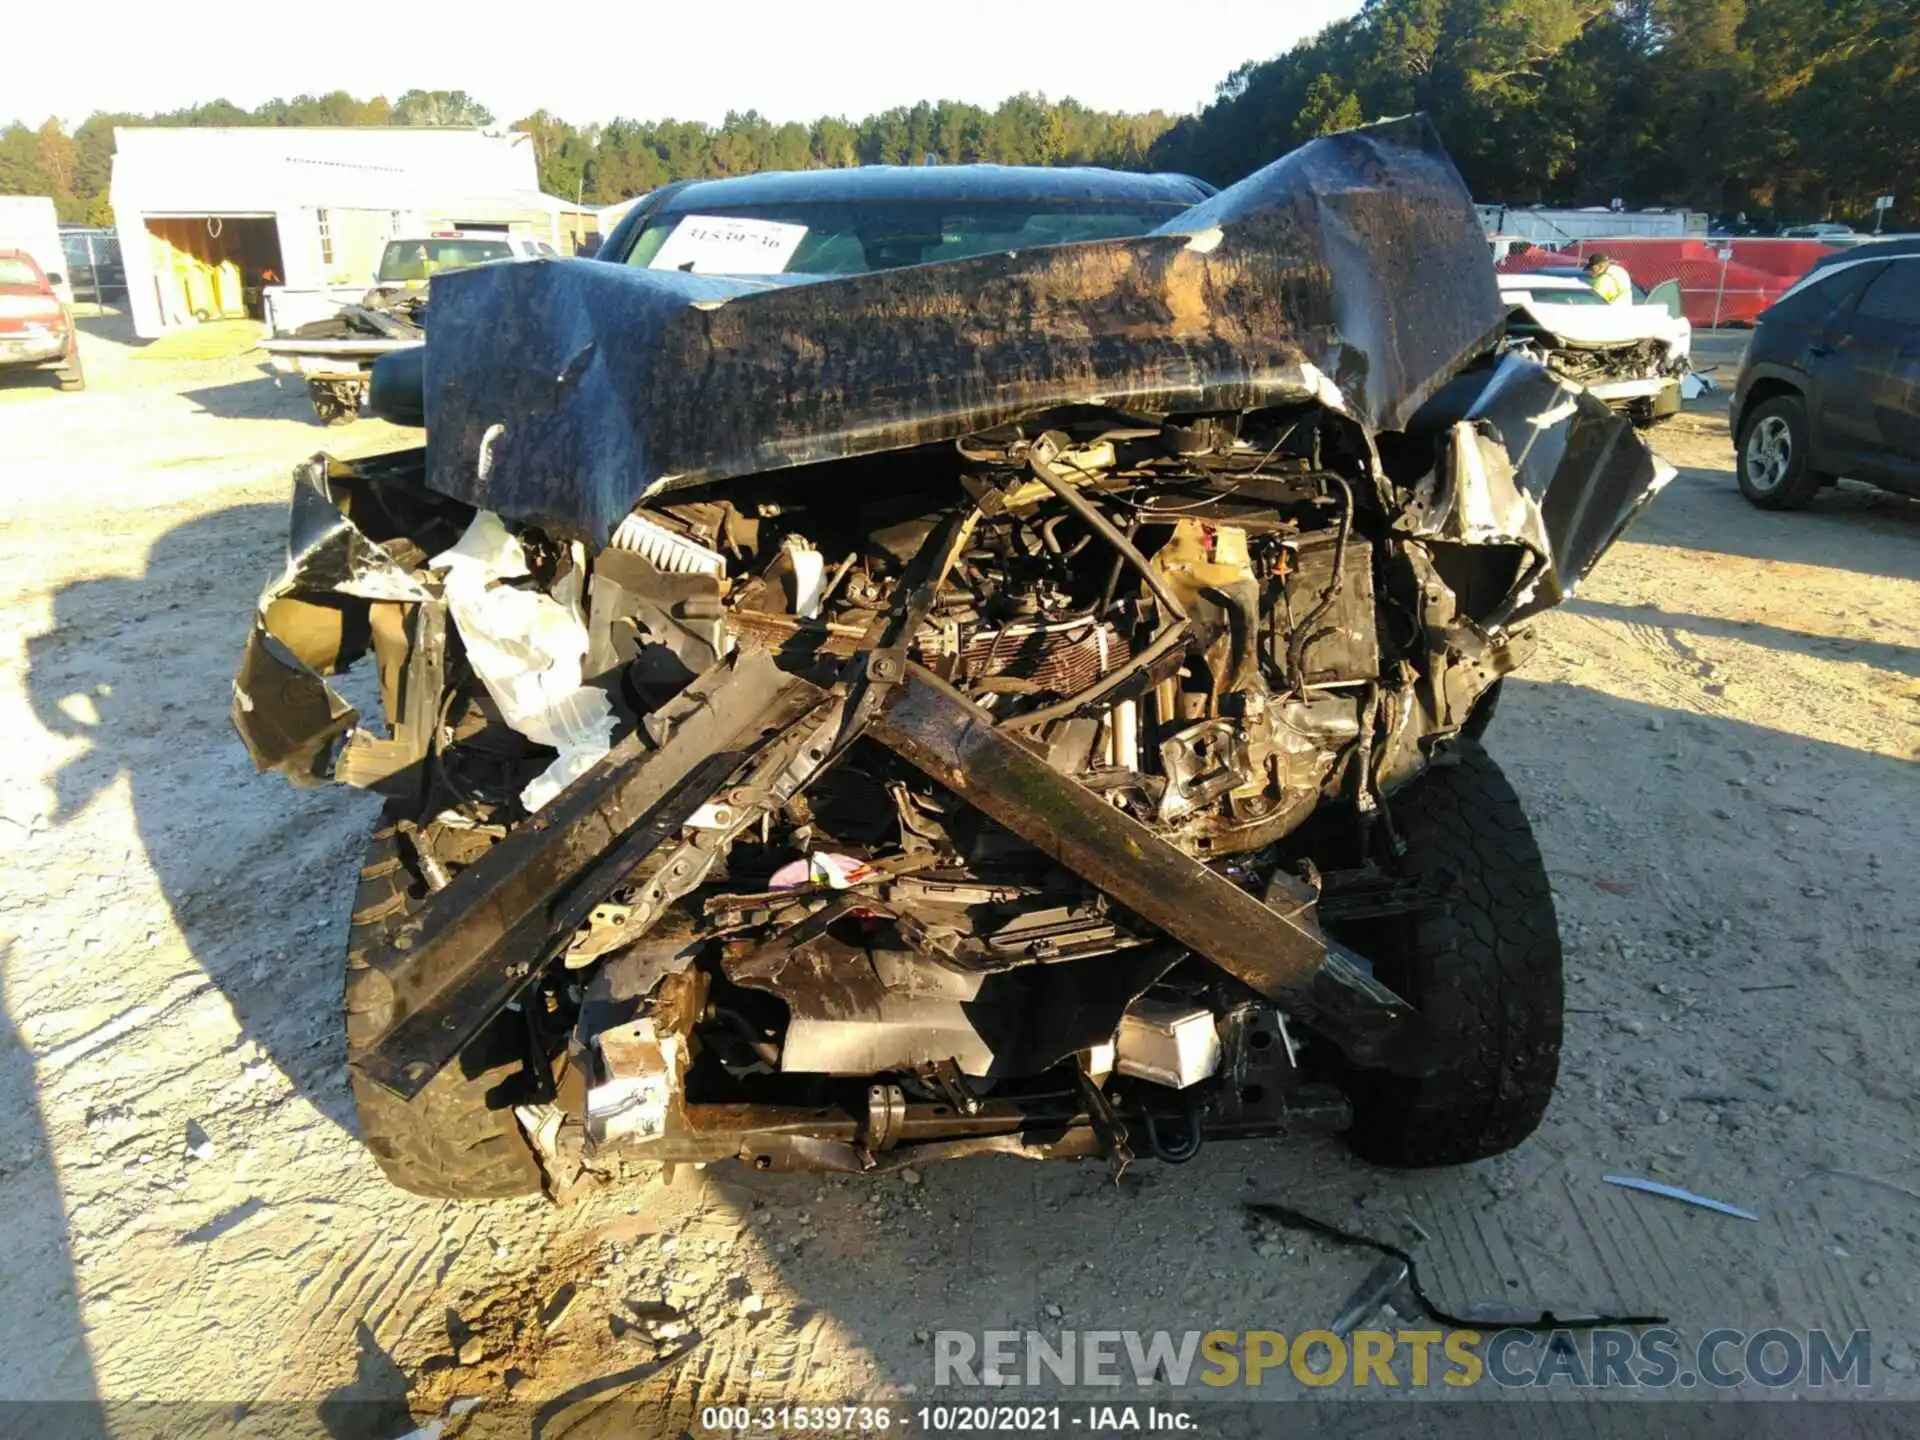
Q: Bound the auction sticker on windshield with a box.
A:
[648,215,808,274]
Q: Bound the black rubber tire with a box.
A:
[1736,393,1823,510]
[344,809,543,1199]
[1341,743,1563,1168]
[55,345,84,392]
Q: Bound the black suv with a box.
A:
[1731,238,1920,509]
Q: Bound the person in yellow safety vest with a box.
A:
[1584,252,1634,305]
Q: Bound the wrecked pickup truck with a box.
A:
[261,234,554,424]
[233,117,1670,1200]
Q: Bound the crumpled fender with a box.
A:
[230,450,465,787]
[1400,353,1676,626]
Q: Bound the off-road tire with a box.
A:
[343,808,543,1199]
[55,349,84,392]
[1341,742,1563,1168]
[1736,393,1823,510]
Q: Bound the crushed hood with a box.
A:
[418,115,1510,548]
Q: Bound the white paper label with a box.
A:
[647,214,808,275]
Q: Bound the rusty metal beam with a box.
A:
[869,664,1427,1073]
[352,650,824,1099]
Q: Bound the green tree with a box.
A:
[513,110,592,199]
[810,117,858,169]
[1150,0,1914,225]
[14,42,1902,231]
[34,119,77,196]
[1295,74,1364,138]
[391,90,493,127]
[0,122,40,195]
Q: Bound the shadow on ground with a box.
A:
[0,368,67,396]
[1565,597,1920,678]
[0,943,98,1416]
[74,310,140,347]
[24,502,374,1141]
[1637,462,1920,583]
[180,372,323,424]
[313,1323,413,1439]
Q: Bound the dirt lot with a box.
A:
[2,317,1917,1433]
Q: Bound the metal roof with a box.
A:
[109,127,541,212]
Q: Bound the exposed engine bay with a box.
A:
[1518,334,1677,387]
[231,117,1673,1195]
[1508,331,1689,424]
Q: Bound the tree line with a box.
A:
[3,3,1912,230]
[1153,0,1916,228]
[515,97,1175,207]
[0,90,1174,226]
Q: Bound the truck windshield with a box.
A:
[0,256,44,287]
[376,239,513,283]
[626,199,1190,276]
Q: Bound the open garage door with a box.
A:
[146,215,284,324]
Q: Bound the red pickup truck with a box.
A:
[0,249,83,391]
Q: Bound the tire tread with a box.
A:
[1342,743,1564,1168]
[343,808,541,1200]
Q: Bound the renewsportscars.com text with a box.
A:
[934,1327,1874,1390]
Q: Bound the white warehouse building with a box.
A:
[109,127,591,337]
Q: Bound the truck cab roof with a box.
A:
[600,164,1217,277]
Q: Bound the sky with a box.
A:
[6,0,1360,130]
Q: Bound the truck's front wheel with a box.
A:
[343,808,543,1199]
[1339,742,1563,1168]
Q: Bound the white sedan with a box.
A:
[1498,270,1692,426]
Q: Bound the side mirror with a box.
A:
[46,272,65,288]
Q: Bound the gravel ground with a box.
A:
[2,317,1917,1434]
